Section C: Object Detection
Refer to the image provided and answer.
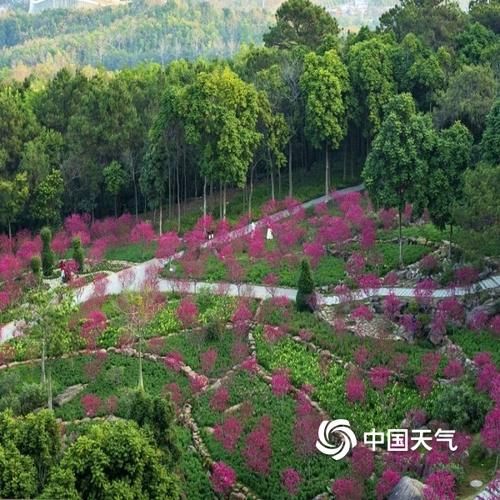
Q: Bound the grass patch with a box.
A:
[192,370,348,499]
[450,328,500,367]
[105,241,157,262]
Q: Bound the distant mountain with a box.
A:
[0,0,272,79]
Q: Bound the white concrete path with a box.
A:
[1,183,499,343]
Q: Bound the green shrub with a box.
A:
[71,238,84,273]
[430,383,491,432]
[296,259,314,312]
[30,256,41,278]
[40,227,54,277]
[17,384,45,415]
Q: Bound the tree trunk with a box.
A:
[325,142,330,196]
[343,140,347,182]
[47,366,53,410]
[159,199,163,236]
[223,183,227,220]
[203,176,207,219]
[288,141,293,197]
[398,206,403,267]
[277,164,281,198]
[114,196,118,217]
[449,224,453,260]
[183,150,187,209]
[8,221,12,244]
[270,161,275,201]
[41,338,46,385]
[219,180,223,220]
[249,164,255,218]
[132,165,139,220]
[176,160,181,233]
[168,165,172,219]
[138,340,144,392]
[210,180,213,213]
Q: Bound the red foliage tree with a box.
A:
[156,232,181,259]
[424,470,456,500]
[0,254,22,282]
[352,305,374,322]
[189,373,208,393]
[369,367,392,391]
[303,241,325,268]
[241,356,258,375]
[376,470,400,500]
[481,406,500,456]
[200,348,218,374]
[164,351,184,372]
[163,382,183,407]
[214,417,242,452]
[130,221,155,245]
[243,416,272,475]
[210,386,230,412]
[271,370,291,397]
[379,208,397,230]
[176,297,199,328]
[81,394,101,417]
[106,395,118,415]
[346,374,366,404]
[281,468,301,496]
[415,374,433,396]
[351,445,375,477]
[211,462,236,495]
[331,477,363,500]
[384,293,402,320]
[81,310,107,350]
[476,362,497,393]
[443,359,464,379]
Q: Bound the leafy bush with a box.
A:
[296,260,314,312]
[430,383,491,432]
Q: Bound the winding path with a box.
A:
[1,182,499,343]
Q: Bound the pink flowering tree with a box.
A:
[442,359,464,379]
[211,462,236,495]
[331,477,363,500]
[481,406,500,470]
[156,231,181,259]
[376,470,400,500]
[369,367,392,391]
[351,445,375,478]
[243,416,272,475]
[414,278,437,307]
[476,362,497,393]
[81,393,101,417]
[352,305,374,322]
[415,374,433,396]
[384,293,402,320]
[303,240,325,268]
[210,386,230,412]
[346,374,366,404]
[378,208,397,230]
[81,310,107,350]
[189,373,208,394]
[271,370,291,397]
[176,297,199,329]
[281,468,301,496]
[424,470,456,500]
[200,348,218,374]
[214,417,243,452]
[131,221,155,258]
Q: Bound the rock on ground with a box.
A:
[388,476,425,500]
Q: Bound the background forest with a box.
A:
[0,0,499,258]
